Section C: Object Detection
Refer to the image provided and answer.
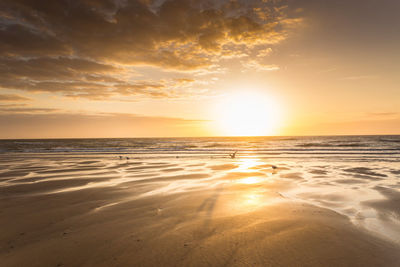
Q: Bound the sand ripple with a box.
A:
[0,154,399,266]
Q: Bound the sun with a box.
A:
[215,91,281,136]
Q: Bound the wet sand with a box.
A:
[1,154,400,266]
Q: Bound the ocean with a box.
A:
[1,135,400,160]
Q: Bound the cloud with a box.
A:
[340,75,379,81]
[0,94,30,101]
[0,112,209,138]
[0,56,199,99]
[366,112,399,119]
[241,59,279,72]
[0,107,59,114]
[0,24,70,57]
[0,0,301,100]
[257,47,272,57]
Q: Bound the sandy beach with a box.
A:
[1,148,400,266]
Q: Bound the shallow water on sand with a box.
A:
[0,136,400,266]
[0,136,399,241]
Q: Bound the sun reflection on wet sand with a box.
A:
[242,191,263,206]
[235,158,261,172]
[218,157,286,213]
[237,176,264,184]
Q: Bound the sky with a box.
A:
[0,0,399,138]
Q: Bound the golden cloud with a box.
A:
[0,0,302,100]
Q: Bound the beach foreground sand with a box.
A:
[1,154,400,266]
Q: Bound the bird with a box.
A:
[229,151,238,159]
[119,156,123,160]
[271,165,277,170]
[126,156,130,160]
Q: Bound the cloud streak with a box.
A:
[0,112,209,138]
[0,94,30,101]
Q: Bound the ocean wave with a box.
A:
[0,137,399,162]
[297,142,367,148]
[379,138,400,143]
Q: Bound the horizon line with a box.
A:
[1,134,400,140]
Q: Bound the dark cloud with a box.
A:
[0,56,193,99]
[0,0,298,99]
[0,24,70,57]
[0,57,119,81]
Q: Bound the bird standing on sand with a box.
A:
[229,151,238,159]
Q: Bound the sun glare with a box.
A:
[215,91,281,136]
